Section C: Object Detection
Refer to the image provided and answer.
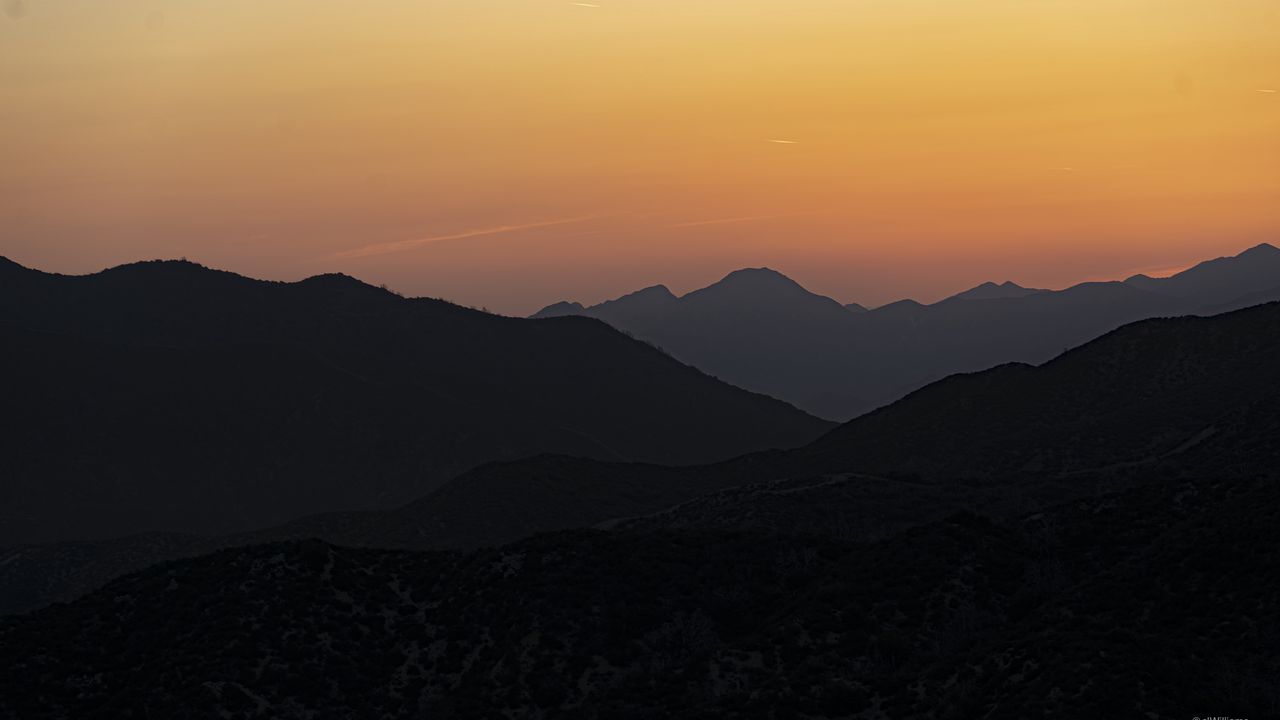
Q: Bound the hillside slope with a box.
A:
[1,475,1274,718]
[4,303,1277,615]
[0,258,830,545]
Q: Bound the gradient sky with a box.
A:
[2,0,1278,313]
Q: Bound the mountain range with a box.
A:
[4,299,1277,616]
[0,258,829,545]
[1,253,1278,716]
[534,242,1280,419]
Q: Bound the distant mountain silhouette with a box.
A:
[945,279,1047,301]
[590,284,678,319]
[535,266,867,417]
[6,301,1277,615]
[1132,241,1280,299]
[533,243,1280,419]
[0,258,830,545]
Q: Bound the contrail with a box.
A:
[328,216,594,260]
[670,214,788,229]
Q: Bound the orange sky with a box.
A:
[2,0,1278,313]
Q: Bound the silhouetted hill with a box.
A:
[0,259,830,545]
[5,302,1277,615]
[802,300,1280,478]
[378,304,1280,546]
[0,324,589,546]
[616,302,1280,540]
[0,452,788,615]
[2,474,1274,718]
[531,243,1280,419]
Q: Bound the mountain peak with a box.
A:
[1178,242,1280,273]
[105,258,203,272]
[948,280,1045,302]
[681,267,810,301]
[1122,274,1165,292]
[1153,241,1280,300]
[679,266,852,321]
[591,284,678,318]
[299,272,366,288]
[716,267,801,288]
[295,272,396,301]
[531,301,586,319]
[93,259,251,288]
[873,298,926,313]
[1241,242,1279,257]
[611,284,676,303]
[694,267,820,300]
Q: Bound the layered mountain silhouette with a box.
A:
[5,300,1277,616]
[0,258,830,545]
[2,263,1278,716]
[534,242,1280,419]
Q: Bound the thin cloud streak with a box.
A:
[670,214,790,228]
[328,216,595,260]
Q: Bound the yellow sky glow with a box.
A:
[2,0,1277,312]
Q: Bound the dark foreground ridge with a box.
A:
[1,475,1275,718]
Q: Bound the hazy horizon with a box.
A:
[4,0,1278,315]
[9,241,1270,317]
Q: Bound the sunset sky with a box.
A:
[2,0,1278,313]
